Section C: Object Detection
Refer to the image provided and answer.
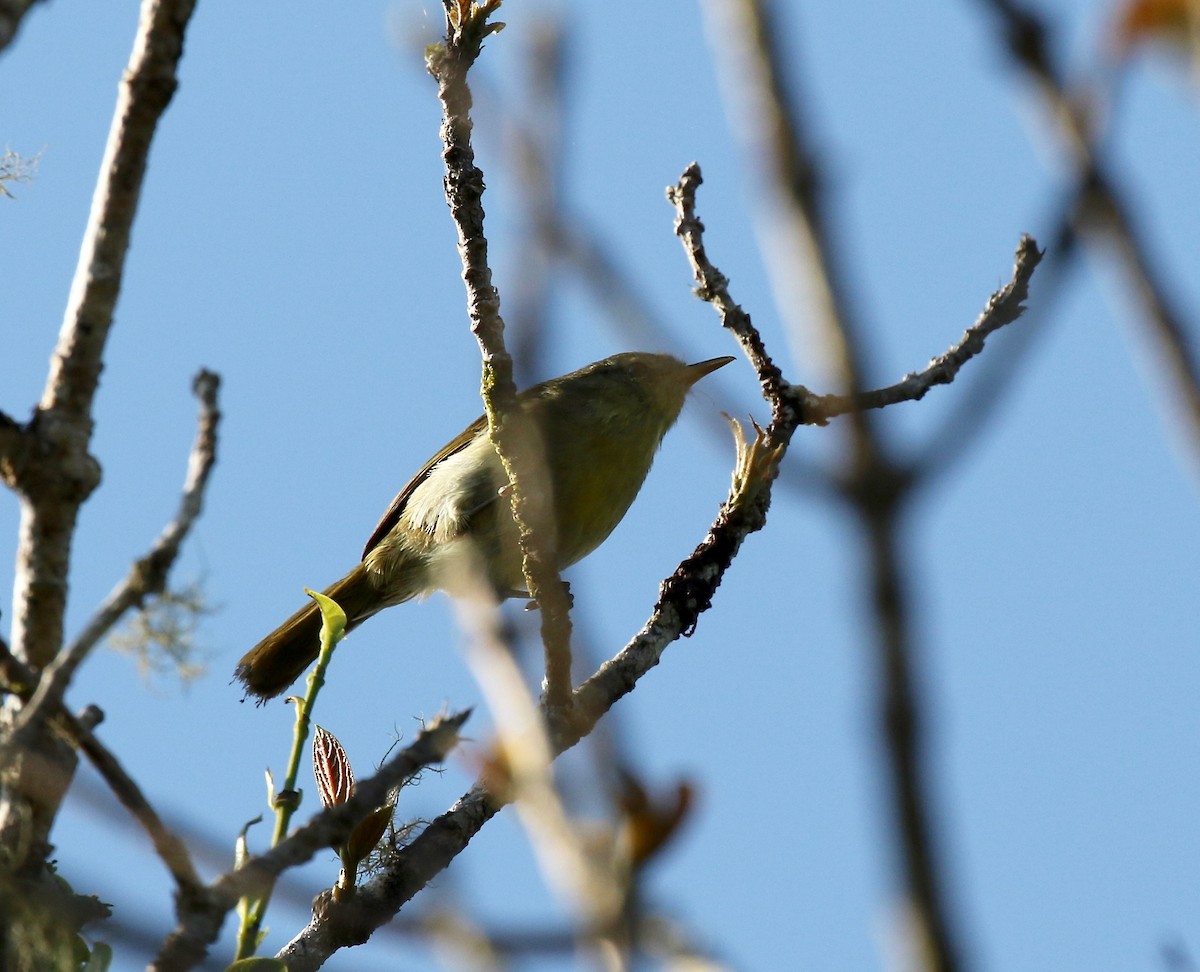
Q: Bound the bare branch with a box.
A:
[670,164,1043,438]
[427,1,575,714]
[914,226,1074,480]
[274,779,500,972]
[668,163,801,431]
[572,417,783,734]
[13,370,220,742]
[43,0,196,423]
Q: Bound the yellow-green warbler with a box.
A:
[235,351,733,700]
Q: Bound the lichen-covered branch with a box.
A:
[668,163,799,431]
[427,0,576,713]
[672,149,975,970]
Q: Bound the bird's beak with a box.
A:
[685,355,736,385]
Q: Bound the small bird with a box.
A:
[235,351,733,700]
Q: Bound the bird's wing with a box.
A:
[361,414,490,559]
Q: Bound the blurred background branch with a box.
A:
[977,0,1200,479]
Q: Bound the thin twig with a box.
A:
[12,370,220,743]
[668,163,798,430]
[914,223,1074,480]
[427,0,576,715]
[805,236,1044,425]
[671,165,1041,434]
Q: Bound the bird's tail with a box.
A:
[235,563,381,701]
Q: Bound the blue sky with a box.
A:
[4,1,1200,969]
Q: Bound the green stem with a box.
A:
[233,590,346,960]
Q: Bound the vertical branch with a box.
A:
[12,0,197,668]
[858,494,963,972]
[427,1,576,714]
[453,598,625,943]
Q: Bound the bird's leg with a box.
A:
[522,579,573,612]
